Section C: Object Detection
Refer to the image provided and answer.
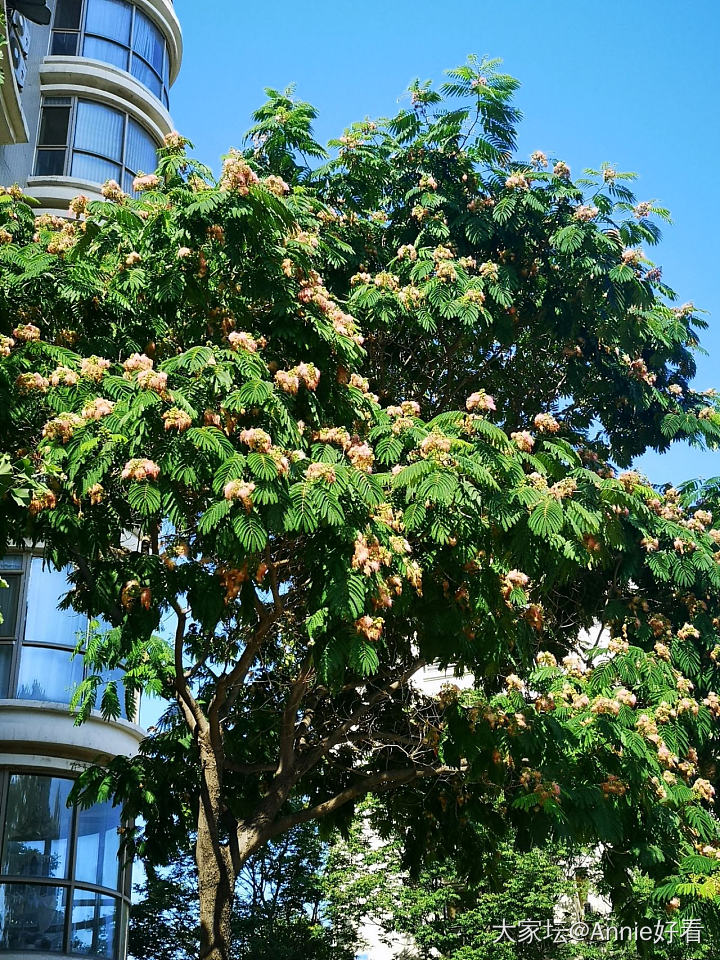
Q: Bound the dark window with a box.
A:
[54,0,82,29]
[38,102,71,147]
[51,30,79,55]
[0,575,21,639]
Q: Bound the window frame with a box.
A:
[49,0,170,108]
[33,96,160,193]
[0,770,131,958]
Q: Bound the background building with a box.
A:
[0,0,182,211]
[0,1,182,955]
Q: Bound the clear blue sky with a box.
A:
[170,0,720,486]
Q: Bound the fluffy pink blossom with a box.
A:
[223,479,256,510]
[81,356,111,382]
[82,397,115,420]
[466,390,496,413]
[133,173,161,192]
[13,323,41,342]
[228,331,259,352]
[511,430,535,452]
[49,366,79,387]
[122,459,160,482]
[239,429,273,453]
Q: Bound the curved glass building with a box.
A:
[0,0,182,211]
[0,2,182,955]
[0,555,145,958]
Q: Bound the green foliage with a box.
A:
[2,54,720,952]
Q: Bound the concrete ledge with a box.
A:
[0,700,145,765]
[25,176,104,212]
[40,57,173,141]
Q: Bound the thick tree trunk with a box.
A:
[197,745,237,960]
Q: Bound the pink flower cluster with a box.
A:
[101,180,127,202]
[68,194,89,218]
[81,356,111,381]
[533,412,560,433]
[261,175,290,196]
[239,428,273,453]
[466,390,496,413]
[49,366,79,387]
[13,323,41,342]
[228,331,260,352]
[16,372,49,393]
[0,336,14,357]
[123,353,154,375]
[82,397,115,420]
[133,174,161,192]
[43,412,85,443]
[220,150,259,195]
[275,363,320,395]
[355,615,384,642]
[511,430,534,452]
[223,479,256,510]
[163,408,192,432]
[347,442,375,473]
[136,369,169,394]
[306,462,337,483]
[352,533,391,576]
[121,458,160,481]
[122,459,160,481]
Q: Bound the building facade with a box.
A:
[0,1,182,956]
[0,0,182,211]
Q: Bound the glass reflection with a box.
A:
[0,646,11,698]
[25,558,88,648]
[17,645,84,704]
[75,801,122,890]
[0,883,66,952]
[71,890,118,958]
[1,776,73,879]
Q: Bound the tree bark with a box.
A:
[197,745,236,960]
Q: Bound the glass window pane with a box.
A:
[51,31,79,55]
[38,105,70,146]
[0,557,23,571]
[83,35,129,71]
[75,802,122,891]
[74,101,124,162]
[70,890,119,958]
[25,559,88,648]
[72,154,122,185]
[0,646,11,697]
[125,118,157,176]
[85,0,131,45]
[16,646,84,703]
[54,0,82,29]
[1,775,73,879]
[132,10,164,73]
[35,149,67,177]
[130,55,161,99]
[0,883,67,952]
[0,576,21,638]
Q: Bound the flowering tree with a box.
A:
[3,59,720,960]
